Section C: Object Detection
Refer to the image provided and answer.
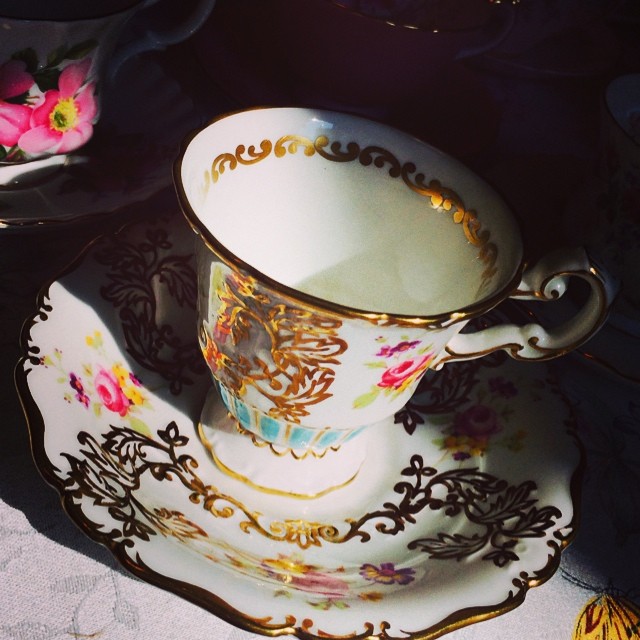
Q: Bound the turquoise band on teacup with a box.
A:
[215,381,366,451]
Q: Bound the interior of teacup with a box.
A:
[177,107,522,317]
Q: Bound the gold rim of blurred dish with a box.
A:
[325,0,518,34]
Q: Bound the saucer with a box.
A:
[0,53,205,229]
[16,211,582,639]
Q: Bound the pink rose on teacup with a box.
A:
[378,354,433,390]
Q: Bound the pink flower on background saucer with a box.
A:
[18,58,98,155]
[0,59,34,146]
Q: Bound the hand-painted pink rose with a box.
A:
[290,571,350,598]
[94,366,131,417]
[453,404,501,438]
[18,58,98,156]
[377,354,432,390]
[0,60,34,147]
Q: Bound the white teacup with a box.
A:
[175,107,614,495]
[0,0,214,171]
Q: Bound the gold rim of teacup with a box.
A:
[174,106,527,330]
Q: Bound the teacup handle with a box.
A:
[108,0,216,79]
[435,248,617,368]
[455,1,516,60]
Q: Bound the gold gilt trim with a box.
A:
[205,266,349,424]
[328,0,521,33]
[578,349,640,385]
[199,423,359,500]
[210,447,359,500]
[59,422,567,558]
[206,134,498,291]
[17,208,582,640]
[175,111,531,331]
[441,266,611,364]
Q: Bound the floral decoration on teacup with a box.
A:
[0,41,98,162]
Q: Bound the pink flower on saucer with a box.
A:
[94,366,131,417]
[290,571,350,598]
[378,354,433,390]
[453,404,501,438]
[18,58,97,155]
[0,60,34,146]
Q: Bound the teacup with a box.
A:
[0,0,214,174]
[175,107,614,496]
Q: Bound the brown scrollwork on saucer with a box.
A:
[93,224,206,395]
[62,422,561,563]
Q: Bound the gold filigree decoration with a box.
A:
[240,519,342,550]
[63,424,562,558]
[211,139,272,182]
[207,134,498,288]
[203,267,348,424]
[299,619,388,640]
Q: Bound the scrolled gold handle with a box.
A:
[434,248,617,368]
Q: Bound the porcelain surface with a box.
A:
[177,107,613,464]
[0,53,203,228]
[16,211,583,639]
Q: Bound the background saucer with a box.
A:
[0,53,206,229]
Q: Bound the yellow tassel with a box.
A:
[573,594,640,639]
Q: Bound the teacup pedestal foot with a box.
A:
[198,389,371,499]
